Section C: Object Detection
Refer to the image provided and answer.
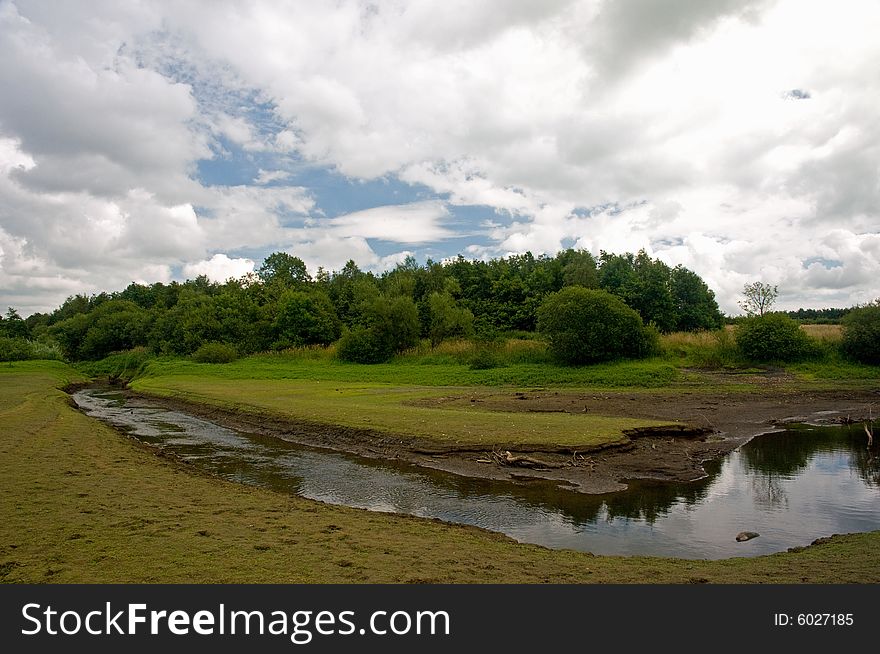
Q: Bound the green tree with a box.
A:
[841,301,880,364]
[1,308,29,339]
[273,290,341,348]
[735,313,811,362]
[738,282,778,317]
[670,266,723,331]
[559,249,599,288]
[537,287,657,364]
[337,294,421,363]
[427,291,474,347]
[258,252,310,288]
[77,301,151,360]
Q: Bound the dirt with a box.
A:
[113,377,879,495]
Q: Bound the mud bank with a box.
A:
[107,386,878,494]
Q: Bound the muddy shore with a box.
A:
[101,379,879,494]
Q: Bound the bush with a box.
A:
[537,287,657,364]
[841,303,880,364]
[336,327,394,364]
[191,342,239,364]
[468,346,501,370]
[0,337,35,361]
[734,313,812,362]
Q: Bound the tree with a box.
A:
[734,313,811,362]
[336,294,421,363]
[273,290,341,348]
[258,252,310,288]
[738,282,778,317]
[670,266,723,331]
[427,292,474,347]
[0,308,29,339]
[841,301,880,364]
[537,287,657,364]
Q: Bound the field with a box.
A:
[3,360,880,583]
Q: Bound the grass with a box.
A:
[107,327,878,449]
[3,361,879,583]
[130,375,664,448]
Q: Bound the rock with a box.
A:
[736,531,760,542]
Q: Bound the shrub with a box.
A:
[0,337,34,361]
[841,303,880,364]
[537,287,657,364]
[336,327,393,364]
[191,342,239,364]
[468,346,501,370]
[734,313,812,362]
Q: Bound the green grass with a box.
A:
[139,352,681,389]
[131,375,663,448]
[4,361,879,583]
[129,349,684,449]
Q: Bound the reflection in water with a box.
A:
[73,388,880,560]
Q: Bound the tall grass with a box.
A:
[659,329,742,368]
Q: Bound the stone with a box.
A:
[736,531,760,542]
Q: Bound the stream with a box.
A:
[73,387,880,560]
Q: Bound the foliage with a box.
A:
[738,282,778,317]
[427,291,474,347]
[257,252,310,288]
[273,290,341,348]
[537,287,657,364]
[735,313,812,362]
[0,308,30,339]
[669,266,724,331]
[0,337,37,361]
[336,326,393,364]
[468,346,502,370]
[36,248,722,361]
[660,329,741,368]
[192,342,240,364]
[840,302,880,364]
[76,347,153,379]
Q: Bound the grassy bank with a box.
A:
[3,361,879,583]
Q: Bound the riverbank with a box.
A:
[129,362,879,493]
[3,360,880,582]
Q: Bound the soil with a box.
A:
[111,374,879,495]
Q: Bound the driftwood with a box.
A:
[489,450,563,469]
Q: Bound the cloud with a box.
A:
[182,253,255,282]
[254,169,292,185]
[1,0,879,316]
[324,201,452,244]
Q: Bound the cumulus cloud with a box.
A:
[1,0,878,315]
[182,253,255,282]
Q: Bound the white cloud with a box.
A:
[325,201,452,244]
[183,253,255,282]
[254,169,292,185]
[1,0,878,315]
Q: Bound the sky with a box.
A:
[1,0,878,316]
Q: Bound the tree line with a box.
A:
[3,248,724,362]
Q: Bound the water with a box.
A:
[73,388,880,559]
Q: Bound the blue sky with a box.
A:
[1,0,879,315]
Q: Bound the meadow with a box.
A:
[3,360,879,583]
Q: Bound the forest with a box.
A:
[1,248,724,362]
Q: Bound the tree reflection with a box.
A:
[741,423,879,487]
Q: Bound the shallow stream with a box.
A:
[73,387,879,559]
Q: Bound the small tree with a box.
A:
[427,291,474,347]
[735,313,811,362]
[841,301,880,364]
[738,282,778,317]
[537,287,656,364]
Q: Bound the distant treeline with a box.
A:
[2,249,724,361]
[784,307,851,324]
